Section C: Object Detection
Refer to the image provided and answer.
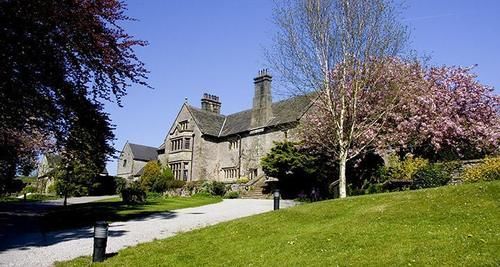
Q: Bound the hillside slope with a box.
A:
[59,181,500,266]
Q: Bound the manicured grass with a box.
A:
[42,195,221,231]
[57,181,499,266]
[0,193,59,203]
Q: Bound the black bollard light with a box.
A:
[273,189,280,210]
[92,221,109,262]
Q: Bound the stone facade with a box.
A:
[117,142,158,180]
[156,70,312,182]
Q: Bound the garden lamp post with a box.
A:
[273,189,280,210]
[92,221,109,262]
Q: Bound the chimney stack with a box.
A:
[251,69,273,128]
[201,93,221,114]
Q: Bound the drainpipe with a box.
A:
[190,133,195,181]
[237,134,242,178]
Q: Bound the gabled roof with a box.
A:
[128,143,158,161]
[186,105,226,136]
[186,94,313,137]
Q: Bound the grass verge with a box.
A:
[42,195,221,231]
[57,181,499,266]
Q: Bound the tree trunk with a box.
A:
[63,192,68,207]
[338,154,348,198]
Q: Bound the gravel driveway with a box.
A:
[0,199,295,267]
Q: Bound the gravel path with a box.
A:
[0,199,295,267]
[42,195,119,206]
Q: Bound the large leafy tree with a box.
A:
[0,0,149,193]
[389,66,500,160]
[261,141,327,198]
[269,0,409,198]
[302,62,499,196]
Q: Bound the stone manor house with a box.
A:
[117,70,313,182]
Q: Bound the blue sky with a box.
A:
[105,0,500,175]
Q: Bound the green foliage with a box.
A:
[261,141,319,198]
[0,0,148,195]
[114,177,127,194]
[140,161,163,191]
[378,154,429,181]
[199,181,227,196]
[140,161,178,193]
[166,180,186,190]
[22,185,37,194]
[412,164,451,189]
[89,175,125,196]
[461,157,500,183]
[52,159,96,197]
[121,182,146,204]
[237,177,249,184]
[184,180,204,193]
[47,183,56,194]
[223,191,240,199]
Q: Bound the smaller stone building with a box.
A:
[117,142,159,180]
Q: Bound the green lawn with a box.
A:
[0,193,59,203]
[42,195,221,231]
[57,181,499,266]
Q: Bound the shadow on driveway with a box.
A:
[0,200,178,252]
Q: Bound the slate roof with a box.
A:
[128,143,158,161]
[186,106,226,136]
[186,94,313,137]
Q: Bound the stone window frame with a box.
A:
[170,161,190,180]
[184,138,191,150]
[222,167,238,179]
[178,120,189,131]
[170,136,193,153]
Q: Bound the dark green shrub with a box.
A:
[184,180,204,193]
[199,181,227,196]
[89,175,126,196]
[140,162,176,193]
[224,191,240,199]
[22,184,37,194]
[166,180,186,190]
[114,177,127,194]
[211,181,226,196]
[151,175,168,193]
[261,141,319,199]
[121,182,146,204]
[412,164,451,189]
[365,183,385,194]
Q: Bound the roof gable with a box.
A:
[128,143,158,161]
[186,105,226,136]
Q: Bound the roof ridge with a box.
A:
[128,142,158,149]
[218,117,227,137]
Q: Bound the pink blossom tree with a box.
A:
[387,66,500,159]
[301,63,499,196]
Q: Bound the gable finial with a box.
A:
[184,97,188,103]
